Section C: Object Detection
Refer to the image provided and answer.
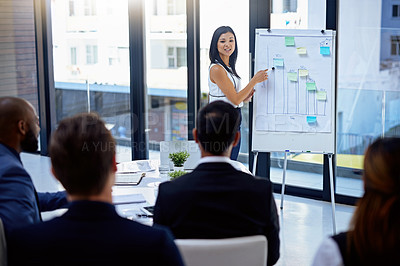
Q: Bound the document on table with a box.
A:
[117,160,155,173]
[112,194,146,205]
[115,172,145,185]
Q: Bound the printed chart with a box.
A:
[254,30,334,133]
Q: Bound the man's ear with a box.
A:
[112,155,117,173]
[193,128,199,143]
[17,120,27,136]
[232,131,240,147]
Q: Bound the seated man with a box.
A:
[8,113,184,266]
[0,97,67,235]
[153,101,280,266]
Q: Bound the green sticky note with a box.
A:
[317,91,327,101]
[320,46,330,55]
[296,47,307,54]
[287,72,298,82]
[273,58,284,67]
[285,36,295,46]
[307,116,317,124]
[299,69,308,77]
[306,82,316,91]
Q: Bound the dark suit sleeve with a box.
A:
[153,182,168,226]
[157,227,185,266]
[37,191,69,211]
[264,183,280,266]
[0,165,38,233]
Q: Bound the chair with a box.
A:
[0,218,7,266]
[174,235,267,266]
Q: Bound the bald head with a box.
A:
[0,97,40,153]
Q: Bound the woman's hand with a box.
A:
[252,69,269,84]
[243,89,255,103]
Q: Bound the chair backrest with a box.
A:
[174,235,267,266]
[0,218,7,266]
[160,141,201,170]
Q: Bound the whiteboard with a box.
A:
[252,29,336,153]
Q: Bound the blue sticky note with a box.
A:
[320,46,330,55]
[273,58,284,67]
[307,116,317,124]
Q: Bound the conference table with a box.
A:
[112,159,170,225]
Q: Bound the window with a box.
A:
[84,0,96,16]
[145,0,188,152]
[69,0,75,16]
[167,0,185,15]
[336,0,400,197]
[51,0,131,162]
[86,45,98,64]
[167,47,187,68]
[393,4,399,17]
[70,47,77,65]
[391,36,400,56]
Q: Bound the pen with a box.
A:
[136,214,153,218]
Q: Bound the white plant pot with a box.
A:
[174,166,184,171]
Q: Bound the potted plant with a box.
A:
[169,151,190,171]
[168,170,187,181]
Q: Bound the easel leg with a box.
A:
[280,152,288,210]
[252,151,258,176]
[328,154,337,234]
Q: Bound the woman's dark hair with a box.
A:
[347,137,400,264]
[209,26,240,78]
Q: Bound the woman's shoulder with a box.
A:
[209,63,227,75]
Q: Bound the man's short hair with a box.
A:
[49,113,115,196]
[196,101,240,155]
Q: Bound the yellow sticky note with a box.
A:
[317,91,327,101]
[296,47,307,54]
[299,69,308,77]
[287,72,298,82]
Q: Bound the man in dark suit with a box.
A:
[153,100,280,266]
[8,113,184,266]
[0,97,67,235]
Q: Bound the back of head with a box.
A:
[196,101,239,155]
[349,137,400,263]
[49,113,115,196]
[0,97,32,141]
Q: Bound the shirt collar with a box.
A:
[198,156,252,175]
[199,156,231,164]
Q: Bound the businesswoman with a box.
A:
[313,137,400,265]
[208,26,268,160]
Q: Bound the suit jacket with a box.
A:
[154,162,280,266]
[0,143,67,235]
[8,201,184,266]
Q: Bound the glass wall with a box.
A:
[269,0,326,190]
[199,0,250,162]
[144,0,188,159]
[50,0,132,162]
[336,0,400,197]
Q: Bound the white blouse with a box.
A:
[208,63,243,108]
[312,238,344,266]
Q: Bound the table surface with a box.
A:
[113,160,170,225]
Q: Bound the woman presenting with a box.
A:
[208,26,268,160]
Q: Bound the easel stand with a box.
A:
[252,151,336,234]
